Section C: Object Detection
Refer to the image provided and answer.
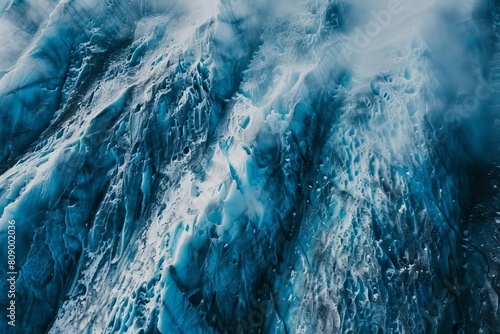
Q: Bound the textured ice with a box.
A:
[0,0,499,333]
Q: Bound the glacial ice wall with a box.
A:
[0,0,499,333]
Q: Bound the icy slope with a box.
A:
[0,0,499,333]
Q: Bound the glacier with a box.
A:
[0,0,499,333]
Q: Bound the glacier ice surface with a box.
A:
[0,0,500,333]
